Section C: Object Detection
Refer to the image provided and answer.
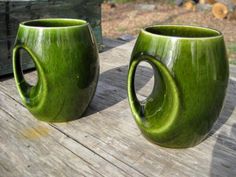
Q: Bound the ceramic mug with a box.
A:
[128,25,229,148]
[13,18,99,122]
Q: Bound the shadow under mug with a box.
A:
[128,25,229,148]
[13,18,99,122]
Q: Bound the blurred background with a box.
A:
[102,0,236,64]
[0,0,236,76]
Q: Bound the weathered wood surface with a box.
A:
[0,40,236,177]
[0,0,103,76]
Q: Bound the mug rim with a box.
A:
[142,25,223,40]
[20,18,88,29]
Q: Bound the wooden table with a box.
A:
[0,40,236,177]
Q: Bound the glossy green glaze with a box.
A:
[13,18,99,122]
[128,25,229,148]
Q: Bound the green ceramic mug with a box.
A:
[128,25,229,148]
[13,18,99,122]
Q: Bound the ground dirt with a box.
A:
[102,1,236,63]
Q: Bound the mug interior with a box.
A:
[145,25,221,38]
[22,19,86,28]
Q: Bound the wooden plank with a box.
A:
[2,0,102,41]
[52,79,236,177]
[230,64,236,78]
[0,109,103,177]
[0,38,36,76]
[0,3,7,40]
[0,40,236,176]
[0,0,103,76]
[102,37,127,51]
[0,41,235,177]
[0,92,137,177]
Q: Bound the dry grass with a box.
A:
[102,1,236,63]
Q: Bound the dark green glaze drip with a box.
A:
[128,25,229,148]
[13,19,99,122]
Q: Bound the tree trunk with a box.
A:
[200,0,216,4]
[184,1,195,10]
[212,2,229,19]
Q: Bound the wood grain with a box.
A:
[0,0,103,76]
[0,40,236,177]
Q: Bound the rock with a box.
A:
[228,10,236,20]
[117,34,135,42]
[135,4,156,11]
[217,0,236,11]
[196,3,213,11]
[176,0,184,6]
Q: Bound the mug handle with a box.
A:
[13,45,46,108]
[127,52,180,133]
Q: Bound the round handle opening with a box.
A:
[134,61,155,103]
[18,47,38,86]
